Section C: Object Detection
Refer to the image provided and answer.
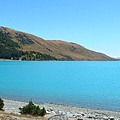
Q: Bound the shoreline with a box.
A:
[2,98,120,120]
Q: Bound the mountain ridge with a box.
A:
[0,26,114,61]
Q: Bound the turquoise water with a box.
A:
[0,61,120,111]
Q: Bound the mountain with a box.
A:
[113,56,120,61]
[0,26,114,61]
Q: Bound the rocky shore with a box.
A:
[1,99,120,120]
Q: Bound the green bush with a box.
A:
[19,101,46,116]
[0,98,4,111]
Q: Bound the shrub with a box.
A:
[39,107,46,116]
[19,101,46,116]
[0,98,4,111]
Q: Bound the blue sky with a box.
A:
[0,0,120,57]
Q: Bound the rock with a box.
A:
[87,114,95,119]
[79,112,85,116]
[48,114,68,120]
[103,116,109,120]
[109,116,114,120]
[57,110,66,115]
[77,119,83,120]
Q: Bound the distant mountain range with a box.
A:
[0,26,114,61]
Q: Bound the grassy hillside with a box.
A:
[0,26,114,61]
[0,28,56,60]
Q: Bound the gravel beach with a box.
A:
[1,99,120,120]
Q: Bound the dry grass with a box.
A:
[0,111,46,120]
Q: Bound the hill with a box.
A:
[0,26,114,61]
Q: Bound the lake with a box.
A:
[0,61,120,111]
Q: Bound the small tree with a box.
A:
[19,101,35,114]
[19,101,46,116]
[39,107,46,116]
[32,106,41,116]
[0,98,4,111]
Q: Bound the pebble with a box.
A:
[2,99,120,120]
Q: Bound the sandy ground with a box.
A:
[1,99,120,120]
